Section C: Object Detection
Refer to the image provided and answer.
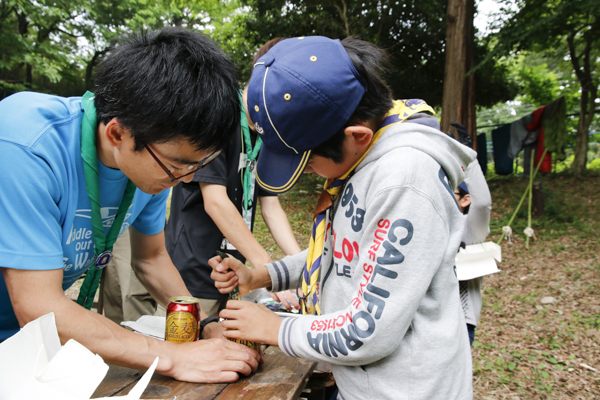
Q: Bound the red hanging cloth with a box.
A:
[526,106,552,173]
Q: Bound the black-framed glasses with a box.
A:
[145,145,221,182]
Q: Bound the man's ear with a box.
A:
[344,125,373,148]
[103,117,128,149]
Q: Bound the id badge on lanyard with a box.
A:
[241,157,257,230]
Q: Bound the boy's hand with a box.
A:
[208,254,254,296]
[219,300,283,346]
[268,289,301,311]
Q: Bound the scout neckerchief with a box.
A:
[240,92,262,230]
[76,91,137,310]
[300,99,435,315]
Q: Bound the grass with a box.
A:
[254,169,600,399]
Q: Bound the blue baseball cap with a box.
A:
[458,181,470,194]
[247,36,367,194]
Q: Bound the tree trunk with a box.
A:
[570,79,597,174]
[465,0,476,151]
[25,64,32,88]
[441,0,476,148]
[17,11,30,88]
[568,28,597,175]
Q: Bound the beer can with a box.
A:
[165,296,200,344]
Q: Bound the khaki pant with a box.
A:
[100,228,157,324]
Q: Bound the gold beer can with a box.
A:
[165,296,200,344]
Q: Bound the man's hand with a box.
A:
[208,254,255,296]
[219,301,282,346]
[268,290,300,311]
[165,338,261,383]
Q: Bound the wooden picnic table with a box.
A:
[92,346,317,400]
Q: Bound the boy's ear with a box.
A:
[458,194,471,209]
[344,125,373,148]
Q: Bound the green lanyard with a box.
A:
[240,92,262,225]
[76,91,137,310]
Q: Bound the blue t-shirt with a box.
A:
[0,92,169,341]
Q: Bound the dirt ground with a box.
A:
[471,173,600,399]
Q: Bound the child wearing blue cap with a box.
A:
[455,162,492,347]
[210,36,475,399]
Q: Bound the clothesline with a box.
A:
[476,108,600,130]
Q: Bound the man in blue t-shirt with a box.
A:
[0,27,259,383]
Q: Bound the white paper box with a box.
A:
[455,241,502,281]
[0,312,158,400]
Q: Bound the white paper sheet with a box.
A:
[121,315,165,340]
[94,357,159,399]
[0,313,159,400]
[455,241,502,281]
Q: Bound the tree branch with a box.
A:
[566,29,585,85]
[581,31,596,128]
[56,26,83,38]
[333,0,350,37]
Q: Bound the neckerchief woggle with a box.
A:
[300,99,436,315]
[76,91,137,310]
[240,91,262,230]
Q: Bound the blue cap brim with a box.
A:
[255,146,311,194]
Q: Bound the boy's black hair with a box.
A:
[312,37,393,163]
[94,27,240,153]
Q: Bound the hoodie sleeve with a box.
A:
[278,182,458,366]
[462,161,492,245]
[264,249,308,292]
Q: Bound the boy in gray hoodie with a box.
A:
[209,36,475,400]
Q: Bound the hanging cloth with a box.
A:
[76,91,137,310]
[526,106,552,173]
[300,99,435,315]
[240,92,262,230]
[542,96,567,161]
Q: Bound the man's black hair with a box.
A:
[94,27,240,153]
[312,37,393,163]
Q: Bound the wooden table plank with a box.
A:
[215,346,316,400]
[92,365,144,398]
[92,346,316,400]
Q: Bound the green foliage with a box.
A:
[217,0,516,107]
[472,52,520,108]
[0,0,88,94]
[486,0,600,173]
[0,0,239,96]
[517,63,559,107]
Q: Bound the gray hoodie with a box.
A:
[266,119,475,400]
